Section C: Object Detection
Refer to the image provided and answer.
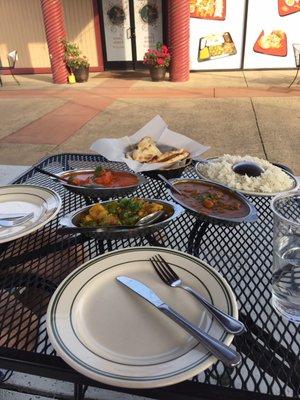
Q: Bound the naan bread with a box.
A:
[132,148,158,163]
[155,149,190,164]
[130,136,162,162]
[126,137,189,165]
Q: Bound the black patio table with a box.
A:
[0,153,299,400]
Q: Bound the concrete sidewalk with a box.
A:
[0,70,299,174]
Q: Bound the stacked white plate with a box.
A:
[0,185,61,244]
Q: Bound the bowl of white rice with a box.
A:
[196,155,298,196]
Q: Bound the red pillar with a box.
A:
[168,0,190,82]
[41,0,69,84]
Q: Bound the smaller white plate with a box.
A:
[196,159,298,197]
[0,185,61,244]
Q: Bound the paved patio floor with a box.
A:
[0,70,299,174]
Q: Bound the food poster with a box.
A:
[278,0,300,16]
[190,0,247,70]
[253,30,287,57]
[190,0,226,20]
[198,32,237,62]
[243,0,300,69]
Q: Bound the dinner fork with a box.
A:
[150,254,246,335]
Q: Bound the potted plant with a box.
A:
[143,42,171,82]
[63,40,90,83]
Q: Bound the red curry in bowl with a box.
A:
[172,181,249,219]
[64,167,139,188]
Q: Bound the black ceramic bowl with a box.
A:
[143,158,192,180]
[58,198,184,240]
[126,142,192,180]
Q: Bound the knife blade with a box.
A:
[116,276,241,367]
[117,276,164,307]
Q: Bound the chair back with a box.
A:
[7,50,18,69]
[293,44,300,68]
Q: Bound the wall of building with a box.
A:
[63,0,98,67]
[0,0,98,70]
[0,0,50,68]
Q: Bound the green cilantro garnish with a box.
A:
[94,166,103,177]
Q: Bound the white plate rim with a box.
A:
[47,246,238,389]
[195,159,298,197]
[0,184,62,244]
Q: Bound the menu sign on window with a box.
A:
[189,0,247,70]
[243,0,300,69]
[189,0,300,70]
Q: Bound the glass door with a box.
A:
[133,0,163,63]
[100,0,134,69]
[100,0,163,70]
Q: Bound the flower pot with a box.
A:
[73,66,89,83]
[149,66,166,82]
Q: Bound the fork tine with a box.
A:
[150,257,170,284]
[153,255,175,283]
[156,254,180,281]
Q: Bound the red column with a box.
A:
[41,0,69,84]
[168,0,190,82]
[92,0,105,71]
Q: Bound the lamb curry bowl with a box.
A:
[169,179,257,225]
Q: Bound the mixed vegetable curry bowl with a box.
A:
[58,198,184,240]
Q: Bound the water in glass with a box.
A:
[271,191,300,323]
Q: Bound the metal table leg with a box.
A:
[187,219,209,258]
[74,383,88,400]
[0,242,10,257]
[145,234,166,247]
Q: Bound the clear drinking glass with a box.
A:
[271,190,300,323]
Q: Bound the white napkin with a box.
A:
[91,115,210,172]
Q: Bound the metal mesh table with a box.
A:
[0,153,299,400]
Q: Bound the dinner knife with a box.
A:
[116,276,241,367]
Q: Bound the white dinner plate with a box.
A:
[196,159,298,197]
[0,185,61,244]
[47,247,238,389]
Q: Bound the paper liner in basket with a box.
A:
[90,115,210,173]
